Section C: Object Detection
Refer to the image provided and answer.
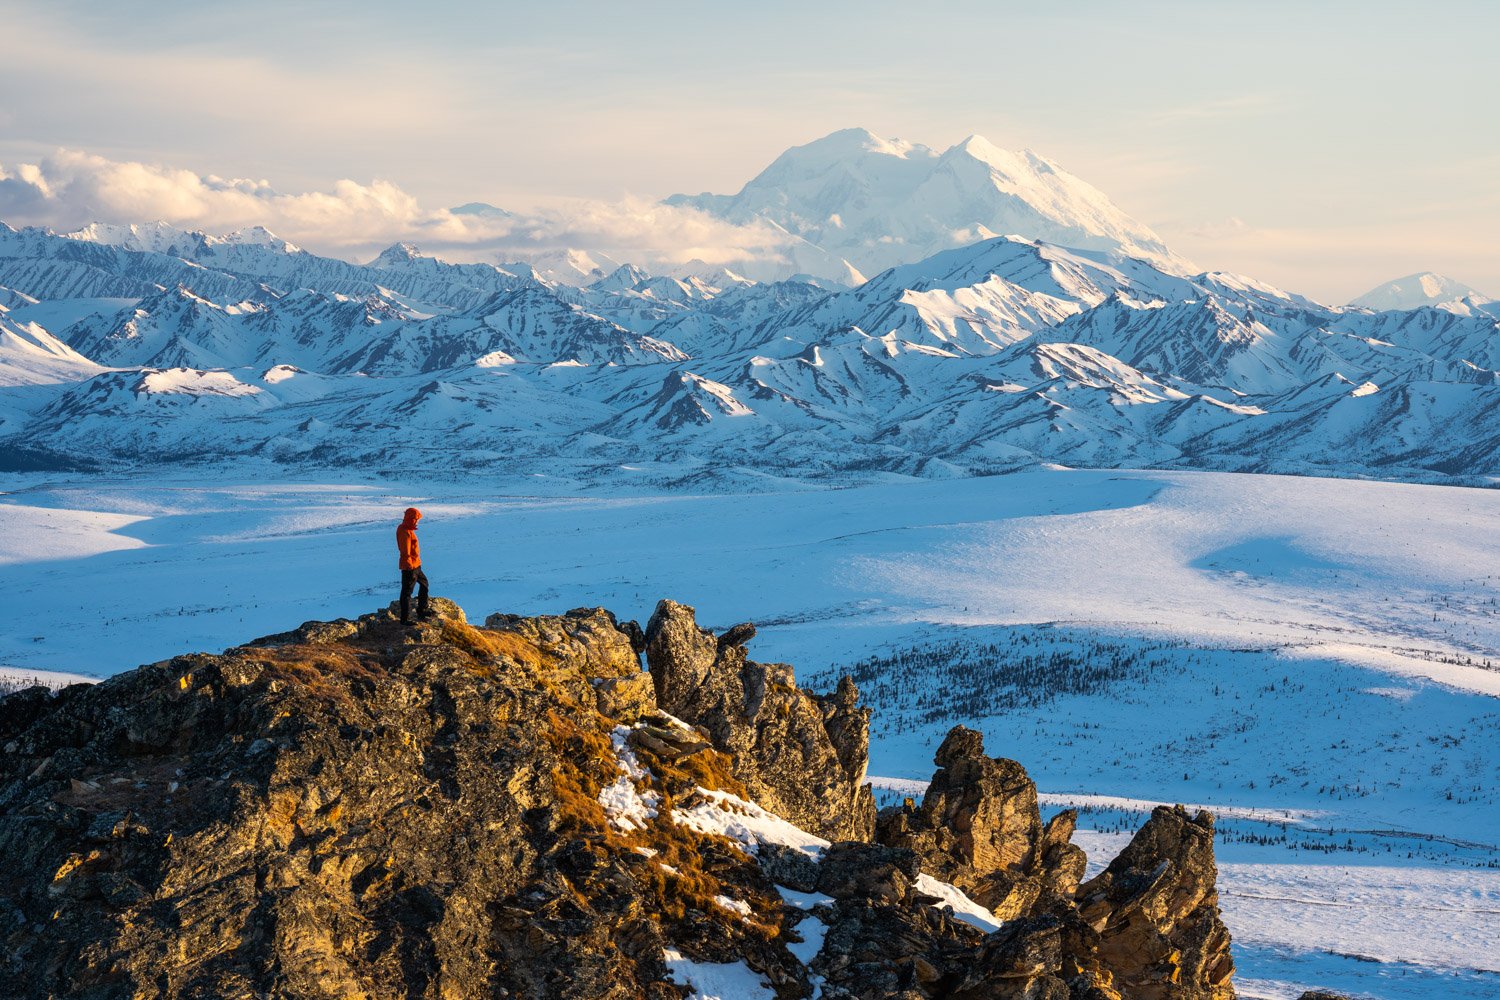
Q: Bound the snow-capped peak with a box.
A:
[667,127,1193,282]
[63,220,305,257]
[590,263,653,292]
[371,242,426,267]
[219,226,300,253]
[521,248,622,287]
[63,220,195,254]
[1350,272,1494,313]
[449,202,513,219]
[949,133,1010,162]
[792,126,931,161]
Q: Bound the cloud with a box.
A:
[0,150,456,248]
[0,148,800,272]
[1181,216,1251,240]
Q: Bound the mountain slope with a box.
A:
[0,312,103,387]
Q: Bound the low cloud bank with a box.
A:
[0,148,793,272]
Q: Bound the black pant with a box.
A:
[400,567,429,622]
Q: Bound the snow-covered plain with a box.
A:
[1,466,1496,998]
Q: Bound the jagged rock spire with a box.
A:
[644,598,875,841]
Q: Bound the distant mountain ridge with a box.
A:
[1351,271,1497,317]
[44,128,1196,290]
[1,216,1498,485]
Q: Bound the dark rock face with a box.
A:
[0,597,1238,1000]
[644,599,875,842]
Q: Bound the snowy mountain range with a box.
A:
[1,131,1497,485]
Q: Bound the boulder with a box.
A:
[816,842,921,904]
[717,621,757,651]
[1039,809,1088,902]
[486,606,643,677]
[954,914,1067,995]
[593,673,657,723]
[1075,805,1235,1000]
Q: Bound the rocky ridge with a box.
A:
[0,598,1234,999]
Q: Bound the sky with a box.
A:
[0,0,1495,302]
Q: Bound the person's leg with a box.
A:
[400,569,415,623]
[416,568,430,617]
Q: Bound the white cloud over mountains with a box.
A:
[0,149,791,270]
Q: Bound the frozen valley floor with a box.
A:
[2,467,1497,999]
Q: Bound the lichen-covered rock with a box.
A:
[756,842,821,893]
[1075,805,1236,1000]
[644,599,875,842]
[594,672,659,723]
[812,899,966,1000]
[952,914,1068,998]
[1038,809,1088,902]
[872,729,1236,999]
[816,842,921,904]
[485,605,643,678]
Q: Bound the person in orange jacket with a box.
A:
[397,507,430,625]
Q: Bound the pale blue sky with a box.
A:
[1,0,1495,300]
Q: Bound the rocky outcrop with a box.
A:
[875,726,1081,918]
[484,605,645,679]
[0,596,1237,1000]
[0,601,772,999]
[1075,805,1236,1000]
[876,727,1232,1000]
[643,599,875,842]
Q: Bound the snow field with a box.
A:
[597,725,661,834]
[0,502,148,566]
[661,949,777,1000]
[672,787,830,860]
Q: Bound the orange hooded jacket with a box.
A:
[397,508,422,570]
